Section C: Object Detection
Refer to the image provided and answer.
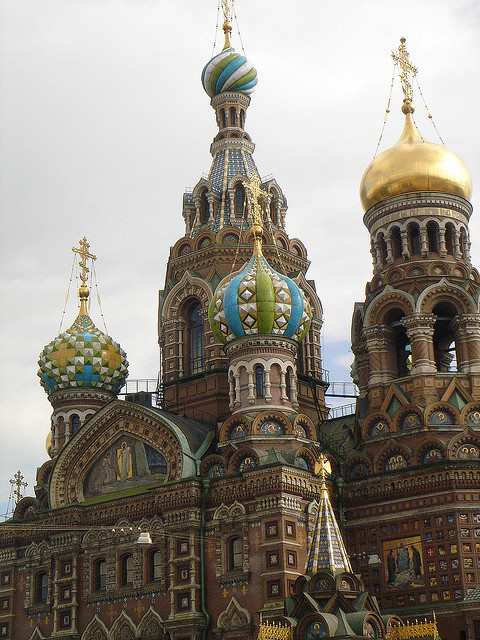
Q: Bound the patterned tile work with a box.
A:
[38,314,128,395]
[208,253,312,344]
[306,490,352,574]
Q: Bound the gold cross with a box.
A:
[221,0,234,22]
[72,237,96,285]
[245,173,267,225]
[391,37,417,102]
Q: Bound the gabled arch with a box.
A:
[416,278,476,314]
[110,611,136,639]
[351,302,365,344]
[217,595,252,630]
[374,439,412,473]
[161,271,212,320]
[28,629,46,640]
[138,606,165,640]
[448,427,480,458]
[81,615,109,640]
[364,287,415,327]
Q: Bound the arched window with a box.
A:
[120,554,134,587]
[433,302,459,372]
[229,107,236,127]
[221,109,226,128]
[189,303,205,375]
[285,368,292,400]
[445,223,455,255]
[427,222,439,254]
[35,572,48,603]
[255,365,264,398]
[408,223,421,256]
[377,233,387,266]
[270,200,277,224]
[235,186,245,216]
[228,537,242,571]
[148,550,162,582]
[391,227,402,260]
[239,109,245,128]
[70,414,80,434]
[460,227,468,259]
[200,191,210,224]
[94,559,106,591]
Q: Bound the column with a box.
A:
[247,370,255,404]
[385,234,394,264]
[400,230,410,259]
[453,315,480,374]
[264,368,272,402]
[280,370,287,402]
[363,325,396,386]
[420,227,428,257]
[401,314,437,374]
[438,227,447,257]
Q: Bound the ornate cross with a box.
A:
[391,37,417,103]
[9,470,27,506]
[221,0,234,23]
[72,237,96,286]
[245,173,267,225]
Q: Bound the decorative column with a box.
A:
[453,315,480,374]
[264,368,272,403]
[280,370,287,402]
[453,229,462,260]
[438,227,447,257]
[400,229,410,259]
[420,227,428,257]
[385,234,394,264]
[247,370,255,404]
[364,325,396,387]
[401,314,437,374]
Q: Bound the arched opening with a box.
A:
[408,222,421,256]
[221,109,226,129]
[200,191,210,224]
[187,302,205,375]
[377,233,387,266]
[235,186,245,217]
[286,368,292,400]
[385,309,411,377]
[94,559,106,591]
[229,107,236,127]
[270,200,277,224]
[445,223,455,255]
[427,221,439,254]
[255,365,264,398]
[391,227,402,260]
[70,414,80,434]
[35,572,48,603]
[120,554,134,587]
[432,302,459,372]
[460,227,468,260]
[228,537,242,571]
[239,109,245,128]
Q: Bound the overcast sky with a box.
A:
[1,0,479,515]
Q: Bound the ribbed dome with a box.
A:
[38,312,128,396]
[360,105,472,211]
[209,236,311,344]
[202,47,258,98]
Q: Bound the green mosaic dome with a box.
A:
[38,313,128,396]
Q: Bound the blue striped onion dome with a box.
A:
[38,313,128,396]
[209,253,311,344]
[202,47,258,98]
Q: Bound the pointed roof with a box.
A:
[306,456,352,574]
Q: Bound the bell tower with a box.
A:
[345,40,480,625]
[158,3,326,425]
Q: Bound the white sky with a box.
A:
[1,0,479,515]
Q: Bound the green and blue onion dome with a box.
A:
[201,19,257,98]
[38,284,128,396]
[209,224,312,344]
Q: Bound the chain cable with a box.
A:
[374,63,396,158]
[414,75,445,146]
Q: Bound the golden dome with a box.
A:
[360,101,472,211]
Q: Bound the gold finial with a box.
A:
[317,454,330,493]
[391,37,417,112]
[221,0,234,50]
[72,237,96,316]
[245,173,267,256]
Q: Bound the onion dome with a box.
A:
[209,224,311,344]
[38,282,128,396]
[201,13,257,98]
[360,100,472,211]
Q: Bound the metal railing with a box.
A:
[327,403,356,419]
[325,381,359,398]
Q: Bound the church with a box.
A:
[0,3,479,640]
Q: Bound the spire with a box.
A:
[72,237,96,316]
[306,455,352,575]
